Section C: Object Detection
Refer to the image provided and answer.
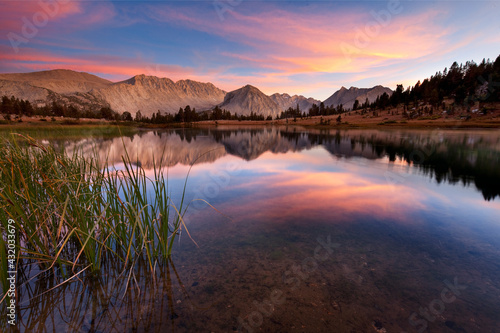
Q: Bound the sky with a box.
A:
[0,0,499,100]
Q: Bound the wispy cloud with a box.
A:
[141,3,456,96]
[148,4,449,74]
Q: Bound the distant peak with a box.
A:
[123,74,175,86]
[238,84,261,93]
[133,74,170,80]
[176,78,197,84]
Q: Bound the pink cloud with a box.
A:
[82,2,116,25]
[0,0,83,35]
[0,0,118,60]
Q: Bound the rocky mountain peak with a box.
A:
[241,84,260,92]
[323,85,392,109]
[219,84,281,118]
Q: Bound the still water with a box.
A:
[4,127,500,332]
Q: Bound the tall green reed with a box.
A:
[0,134,195,298]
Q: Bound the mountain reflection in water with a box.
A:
[61,127,500,201]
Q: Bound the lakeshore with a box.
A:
[1,106,499,131]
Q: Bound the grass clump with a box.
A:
[0,134,194,299]
[377,120,398,125]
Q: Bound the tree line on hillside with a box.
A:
[0,96,119,121]
[350,55,500,117]
[137,105,268,124]
[0,97,269,123]
[279,103,346,121]
[285,55,500,120]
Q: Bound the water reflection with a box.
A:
[14,258,193,333]
[60,128,500,201]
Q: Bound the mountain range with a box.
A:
[90,74,226,116]
[323,85,393,109]
[270,93,321,113]
[0,69,393,117]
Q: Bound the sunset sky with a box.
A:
[1,0,499,100]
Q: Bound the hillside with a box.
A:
[0,69,112,94]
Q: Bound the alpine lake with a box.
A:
[1,126,500,333]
